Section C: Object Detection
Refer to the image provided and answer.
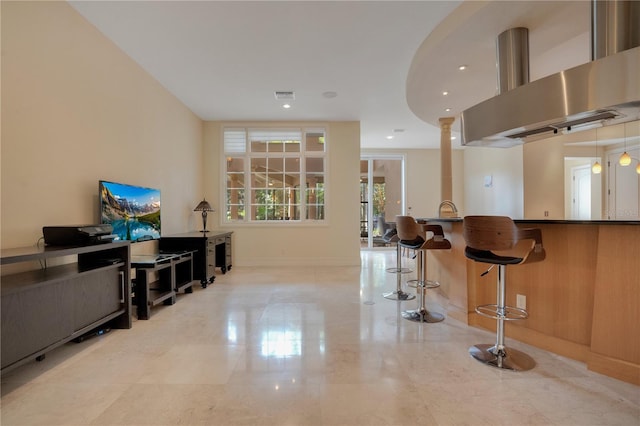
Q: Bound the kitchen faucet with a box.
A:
[438,200,459,218]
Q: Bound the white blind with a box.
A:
[224,129,247,153]
[248,129,302,142]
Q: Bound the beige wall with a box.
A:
[364,146,523,221]
[523,138,565,219]
[405,149,464,218]
[362,148,465,219]
[463,145,524,218]
[204,121,362,267]
[1,1,203,250]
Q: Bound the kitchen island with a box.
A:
[421,218,639,385]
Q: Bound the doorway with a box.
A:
[360,156,405,249]
[564,157,602,220]
[571,165,592,220]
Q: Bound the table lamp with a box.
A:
[194,199,215,233]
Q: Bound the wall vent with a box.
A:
[274,91,295,100]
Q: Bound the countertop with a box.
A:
[419,217,640,225]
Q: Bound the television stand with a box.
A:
[1,241,132,374]
[131,251,194,320]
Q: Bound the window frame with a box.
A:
[221,125,328,226]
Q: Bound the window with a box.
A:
[223,127,326,223]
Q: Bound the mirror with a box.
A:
[563,120,640,220]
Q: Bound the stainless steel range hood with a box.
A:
[461,1,640,147]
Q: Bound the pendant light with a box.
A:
[592,128,601,174]
[619,125,631,166]
[619,151,632,166]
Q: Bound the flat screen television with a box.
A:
[99,180,161,242]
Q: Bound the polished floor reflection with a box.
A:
[1,251,638,425]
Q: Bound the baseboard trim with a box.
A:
[234,256,362,267]
[588,352,640,385]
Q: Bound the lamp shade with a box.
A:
[194,199,214,233]
[194,199,214,212]
[619,151,632,166]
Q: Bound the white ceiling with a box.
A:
[69,0,592,150]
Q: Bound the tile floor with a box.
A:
[1,250,638,425]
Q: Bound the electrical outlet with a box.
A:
[544,211,549,217]
[516,294,527,310]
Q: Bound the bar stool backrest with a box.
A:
[395,216,422,240]
[463,215,518,251]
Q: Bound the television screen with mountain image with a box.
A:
[99,180,161,242]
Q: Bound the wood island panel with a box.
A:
[425,218,639,385]
[507,224,597,346]
[589,225,640,384]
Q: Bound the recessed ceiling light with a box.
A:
[322,91,338,98]
[442,91,449,96]
[445,108,452,112]
[451,136,457,140]
[386,135,394,140]
[458,65,467,71]
[283,104,291,109]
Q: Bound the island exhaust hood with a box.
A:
[461,0,640,147]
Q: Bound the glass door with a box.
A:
[360,155,405,249]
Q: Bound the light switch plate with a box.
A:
[516,294,526,310]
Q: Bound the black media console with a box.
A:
[0,241,132,374]
[159,231,233,288]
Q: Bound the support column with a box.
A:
[439,117,455,202]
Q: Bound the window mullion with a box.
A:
[223,126,324,224]
[300,149,306,222]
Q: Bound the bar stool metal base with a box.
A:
[383,290,416,301]
[401,309,444,323]
[386,244,413,274]
[406,279,440,290]
[384,244,415,301]
[385,267,412,274]
[469,344,535,371]
[402,279,444,323]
